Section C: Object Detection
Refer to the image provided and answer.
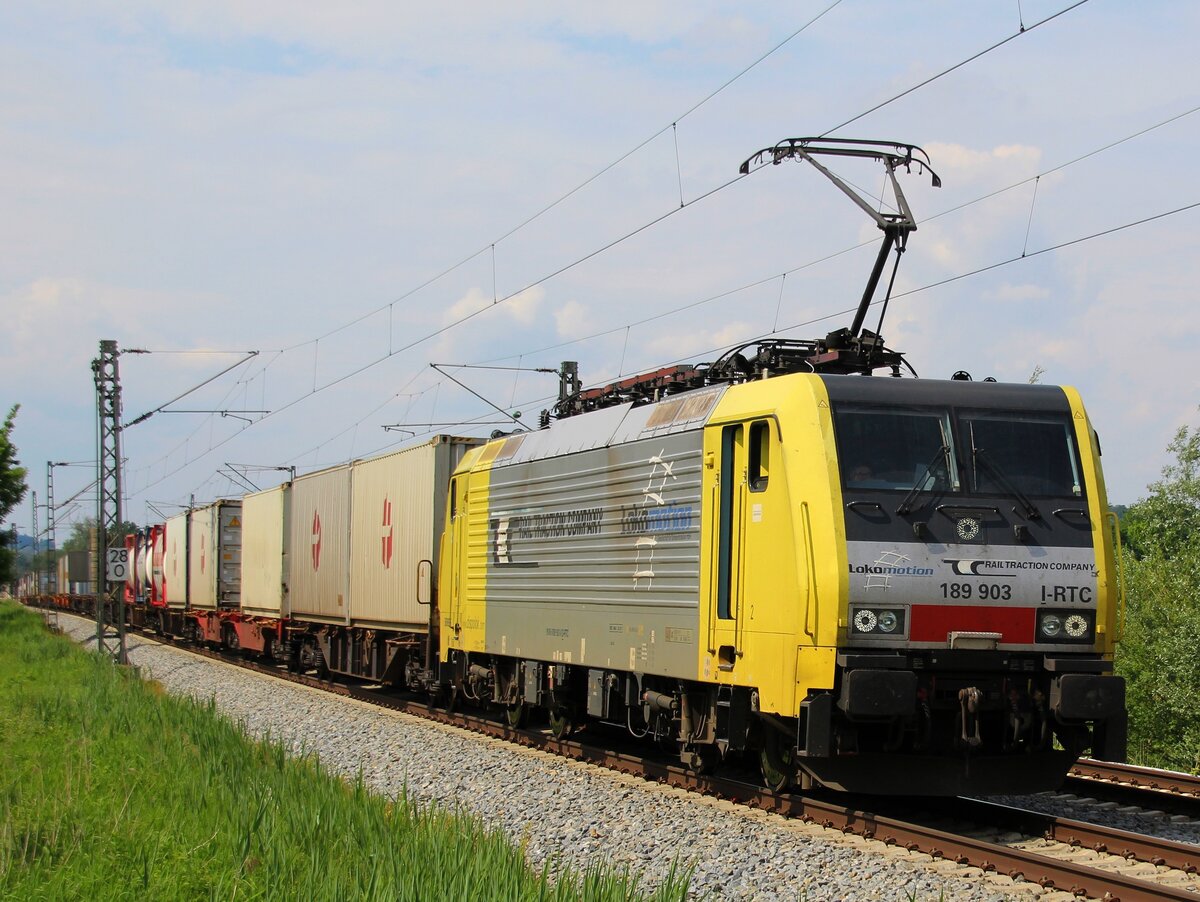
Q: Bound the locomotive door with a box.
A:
[709,418,780,674]
[711,422,745,670]
[445,477,465,642]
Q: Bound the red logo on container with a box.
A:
[381,497,393,569]
[311,511,322,570]
[200,545,206,574]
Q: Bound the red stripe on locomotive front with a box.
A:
[908,604,1035,643]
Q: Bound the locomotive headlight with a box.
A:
[1064,614,1089,638]
[853,609,878,633]
[1040,613,1063,638]
[1036,609,1094,643]
[851,607,905,637]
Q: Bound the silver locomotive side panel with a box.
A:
[483,427,705,676]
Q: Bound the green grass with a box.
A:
[0,602,692,901]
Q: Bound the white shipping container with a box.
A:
[241,485,289,617]
[189,501,242,610]
[188,504,218,610]
[349,437,472,629]
[287,465,350,622]
[163,512,189,609]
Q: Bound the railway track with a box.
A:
[1058,760,1200,822]
[39,606,1200,901]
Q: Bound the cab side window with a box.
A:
[748,420,770,492]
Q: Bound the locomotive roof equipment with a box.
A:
[555,138,941,420]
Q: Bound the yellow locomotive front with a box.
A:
[701,371,1125,794]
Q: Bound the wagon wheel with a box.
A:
[548,706,574,740]
[504,702,527,730]
[759,730,796,793]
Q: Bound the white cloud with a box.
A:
[504,286,544,325]
[925,142,1041,175]
[443,287,492,324]
[985,282,1051,302]
[443,285,543,329]
[553,299,592,338]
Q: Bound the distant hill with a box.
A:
[8,534,49,554]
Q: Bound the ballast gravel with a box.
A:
[55,614,1096,901]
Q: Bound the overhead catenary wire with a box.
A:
[265,0,1071,365]
[124,2,1114,503]
[158,163,1195,501]
[280,0,847,355]
[168,194,1200,505]
[163,91,1192,501]
[501,101,1200,363]
[818,0,1093,137]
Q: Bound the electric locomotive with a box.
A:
[437,140,1126,795]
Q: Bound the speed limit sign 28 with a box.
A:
[106,548,129,582]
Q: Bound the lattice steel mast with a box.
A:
[45,464,56,594]
[93,339,127,664]
[30,490,39,595]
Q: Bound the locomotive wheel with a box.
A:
[759,731,796,793]
[548,707,573,740]
[504,702,527,729]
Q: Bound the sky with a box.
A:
[3,0,1198,537]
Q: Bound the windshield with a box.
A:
[965,415,1082,498]
[834,407,958,492]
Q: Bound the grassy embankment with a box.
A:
[0,603,691,900]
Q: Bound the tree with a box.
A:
[0,405,29,586]
[1115,419,1200,771]
[1119,424,1200,559]
[60,517,142,552]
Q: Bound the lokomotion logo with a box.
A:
[381,497,393,568]
[311,510,322,571]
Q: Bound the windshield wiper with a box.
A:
[972,445,1041,520]
[896,445,950,515]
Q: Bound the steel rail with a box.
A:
[1074,759,1200,797]
[948,797,1200,874]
